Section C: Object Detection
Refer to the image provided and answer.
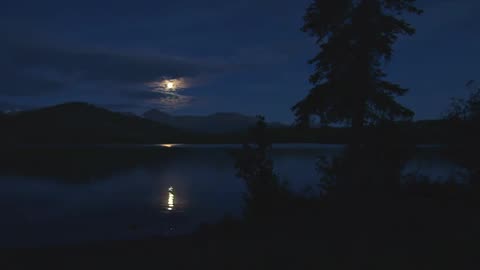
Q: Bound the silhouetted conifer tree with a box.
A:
[293,0,422,130]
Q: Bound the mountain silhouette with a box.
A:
[0,102,182,144]
[0,103,459,145]
[143,109,285,133]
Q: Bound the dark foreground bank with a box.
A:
[2,193,479,270]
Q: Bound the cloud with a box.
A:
[0,70,64,96]
[2,39,212,90]
[0,35,223,111]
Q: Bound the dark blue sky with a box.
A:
[1,0,479,122]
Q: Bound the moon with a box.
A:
[166,82,175,90]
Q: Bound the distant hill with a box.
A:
[0,102,183,144]
[0,102,468,145]
[143,109,286,133]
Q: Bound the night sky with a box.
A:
[1,0,479,122]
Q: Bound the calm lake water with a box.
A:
[0,144,460,248]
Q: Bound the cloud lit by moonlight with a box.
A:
[149,78,190,92]
[146,77,193,110]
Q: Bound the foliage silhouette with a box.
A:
[234,116,293,221]
[445,81,480,160]
[446,80,480,123]
[318,122,415,199]
[3,2,480,269]
[293,0,422,130]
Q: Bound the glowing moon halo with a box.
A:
[145,78,193,110]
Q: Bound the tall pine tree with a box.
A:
[293,0,422,129]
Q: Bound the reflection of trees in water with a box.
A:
[318,143,414,198]
[238,116,480,220]
[445,143,480,198]
[233,121,480,269]
[0,147,178,183]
